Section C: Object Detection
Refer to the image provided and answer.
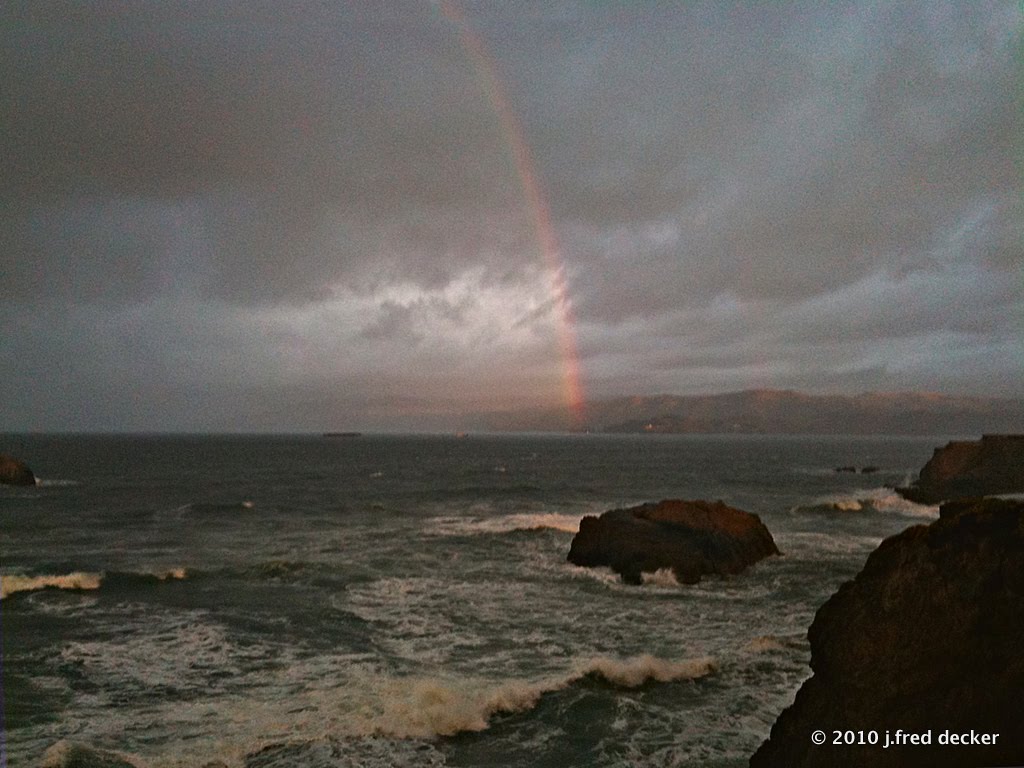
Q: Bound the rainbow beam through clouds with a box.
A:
[438,1,587,427]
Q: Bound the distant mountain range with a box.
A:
[482,390,1024,435]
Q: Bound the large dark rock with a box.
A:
[0,453,36,486]
[567,499,779,584]
[750,498,1024,768]
[897,434,1024,504]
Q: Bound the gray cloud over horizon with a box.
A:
[2,0,1021,431]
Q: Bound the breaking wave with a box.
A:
[792,487,938,518]
[35,478,80,487]
[562,564,623,587]
[175,501,255,515]
[641,568,681,587]
[355,654,716,739]
[1,568,187,600]
[1,571,102,599]
[36,653,716,765]
[425,512,584,537]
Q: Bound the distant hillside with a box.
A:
[483,390,1024,435]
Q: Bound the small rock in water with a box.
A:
[0,453,36,486]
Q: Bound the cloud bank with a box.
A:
[1,1,1020,430]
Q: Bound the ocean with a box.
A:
[1,433,944,768]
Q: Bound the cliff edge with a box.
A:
[750,497,1024,768]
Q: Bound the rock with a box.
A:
[0,453,36,486]
[834,466,856,473]
[567,499,779,584]
[750,498,1024,768]
[859,465,879,474]
[896,434,1024,504]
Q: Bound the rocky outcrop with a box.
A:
[0,453,36,486]
[750,498,1024,768]
[567,499,779,584]
[897,434,1024,504]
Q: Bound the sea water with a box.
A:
[1,433,943,767]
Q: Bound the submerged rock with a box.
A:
[750,497,1024,768]
[0,453,36,486]
[567,499,779,584]
[896,434,1024,504]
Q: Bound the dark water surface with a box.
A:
[1,433,942,767]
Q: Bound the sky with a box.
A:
[1,0,1021,432]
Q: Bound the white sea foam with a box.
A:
[1,571,103,599]
[868,489,939,517]
[61,617,246,692]
[37,643,714,766]
[641,568,681,588]
[562,563,623,587]
[579,654,716,687]
[779,531,886,556]
[563,564,689,591]
[425,512,584,537]
[796,487,939,518]
[741,635,786,654]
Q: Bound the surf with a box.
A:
[1,568,187,600]
[425,512,585,537]
[350,654,717,739]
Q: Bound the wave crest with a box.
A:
[577,653,715,687]
[426,512,584,537]
[1,571,102,599]
[359,654,715,739]
[641,568,681,588]
[793,487,938,518]
[1,568,187,600]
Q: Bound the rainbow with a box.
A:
[438,1,586,427]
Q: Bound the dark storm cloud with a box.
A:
[3,1,492,201]
[1,0,536,304]
[517,1,1022,314]
[1,0,1021,430]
